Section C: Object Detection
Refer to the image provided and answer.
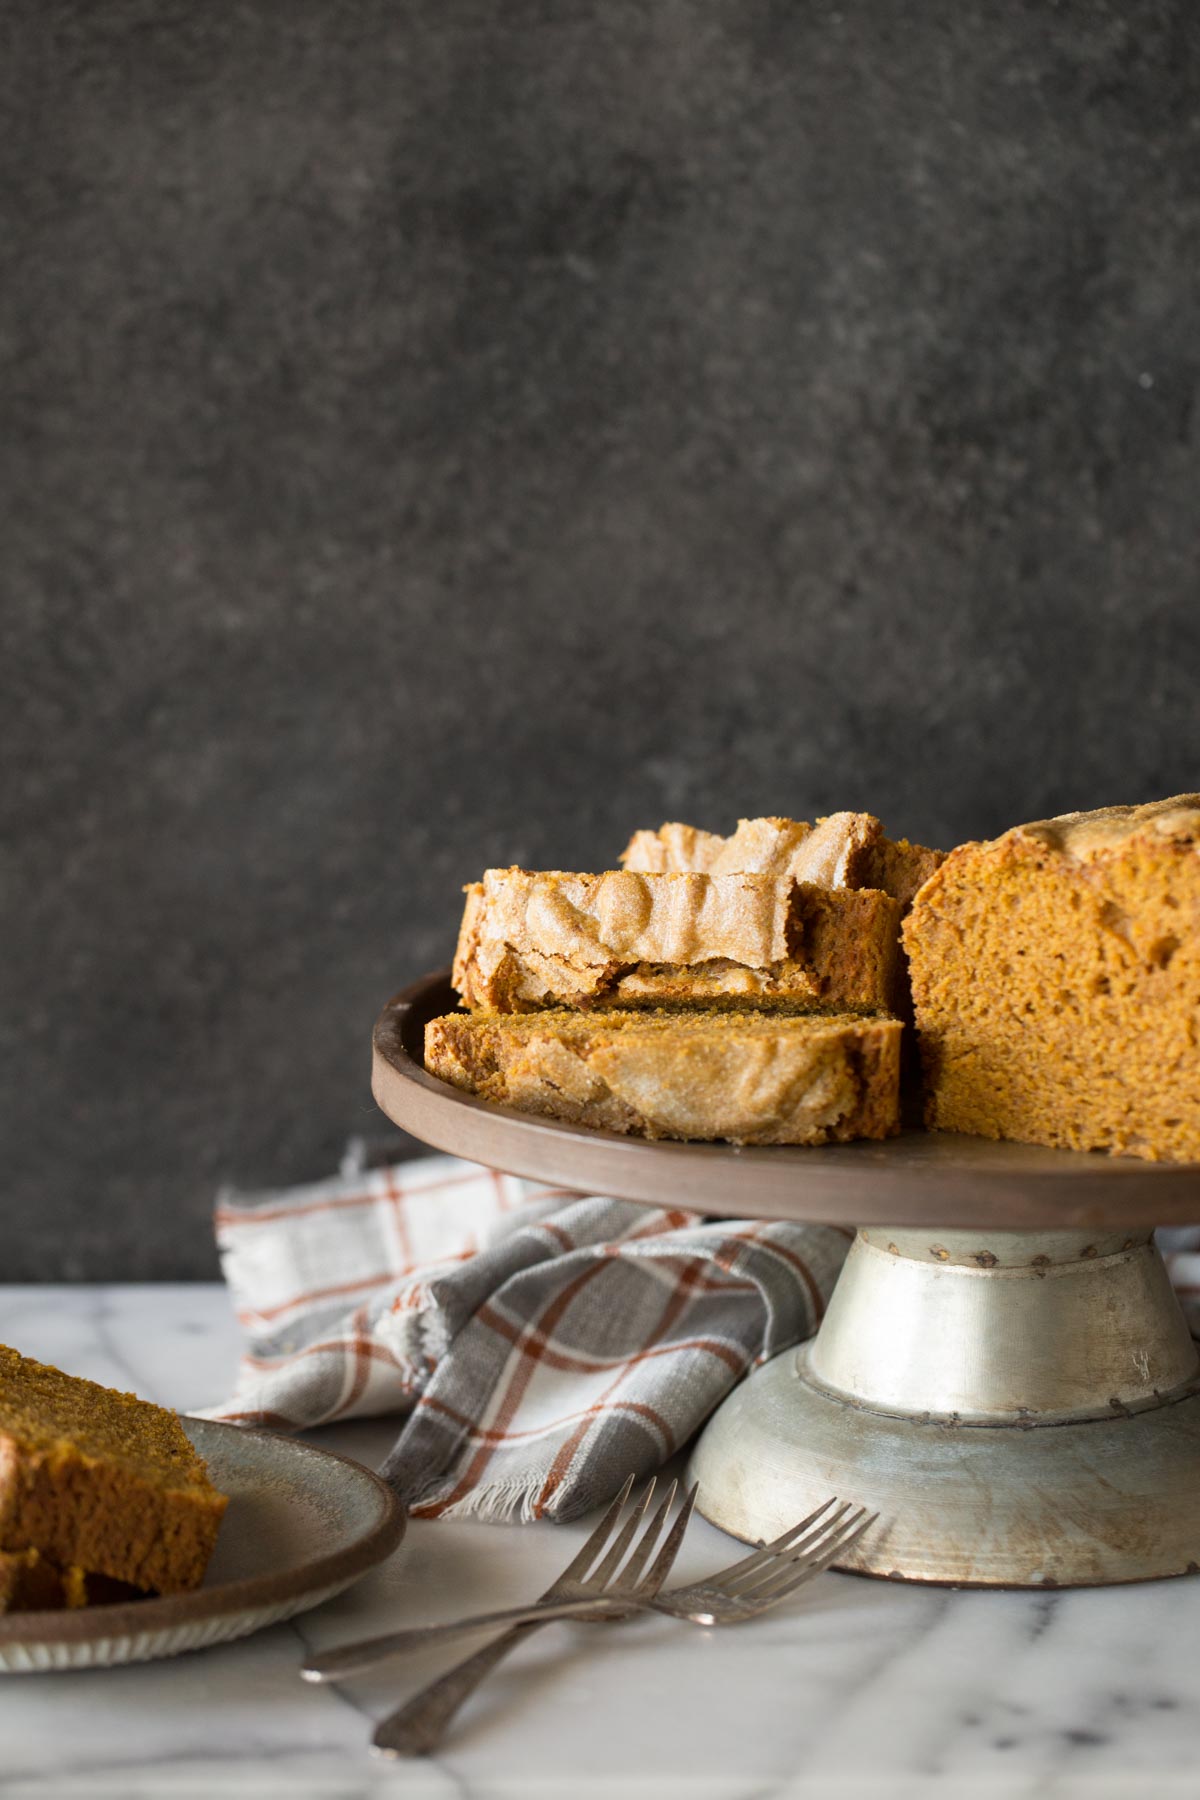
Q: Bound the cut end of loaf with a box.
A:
[905,802,1200,1163]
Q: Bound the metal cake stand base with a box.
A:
[373,975,1200,1590]
[689,1226,1200,1586]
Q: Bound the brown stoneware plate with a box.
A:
[0,1419,405,1673]
[373,970,1200,1230]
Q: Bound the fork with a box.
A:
[367,1473,694,1758]
[365,1490,874,1758]
[309,1492,873,1679]
[303,1472,694,1686]
[646,1500,876,1623]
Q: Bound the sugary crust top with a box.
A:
[620,823,727,874]
[458,867,792,971]
[943,796,1200,870]
[1014,795,1200,859]
[619,813,948,914]
[621,812,882,886]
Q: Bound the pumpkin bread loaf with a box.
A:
[425,1007,902,1145]
[0,1346,228,1598]
[454,868,902,1016]
[904,796,1200,1162]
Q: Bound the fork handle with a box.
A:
[303,1594,635,1682]
[372,1620,540,1757]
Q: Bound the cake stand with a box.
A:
[373,973,1200,1588]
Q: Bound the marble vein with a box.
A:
[1,1286,1200,1799]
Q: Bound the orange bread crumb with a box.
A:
[0,1346,228,1596]
[0,1546,142,1613]
[904,796,1200,1162]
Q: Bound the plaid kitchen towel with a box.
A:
[203,1148,852,1523]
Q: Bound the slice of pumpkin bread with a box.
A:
[904,796,1200,1162]
[453,868,901,1015]
[425,1007,902,1144]
[621,812,944,913]
[0,1347,228,1596]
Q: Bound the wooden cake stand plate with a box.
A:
[374,974,1200,1589]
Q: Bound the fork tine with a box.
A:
[702,1497,837,1593]
[553,1472,636,1587]
[713,1500,846,1596]
[721,1501,855,1597]
[606,1478,679,1594]
[736,1503,864,1592]
[587,1478,656,1587]
[748,1510,877,1603]
[633,1481,698,1598]
[759,1511,877,1599]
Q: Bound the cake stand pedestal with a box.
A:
[373,974,1200,1588]
[689,1224,1200,1585]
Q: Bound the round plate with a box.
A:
[0,1419,405,1673]
[373,971,1200,1229]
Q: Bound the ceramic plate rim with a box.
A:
[0,1418,405,1648]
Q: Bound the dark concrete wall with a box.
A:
[5,1,1199,1277]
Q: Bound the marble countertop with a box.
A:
[2,1286,1198,1799]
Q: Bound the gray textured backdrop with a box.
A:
[5,1,1199,1277]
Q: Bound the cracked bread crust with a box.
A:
[622,812,878,888]
[453,869,901,1014]
[621,813,944,910]
[619,821,728,873]
[1003,794,1200,861]
[426,1009,902,1144]
[904,797,1200,1162]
